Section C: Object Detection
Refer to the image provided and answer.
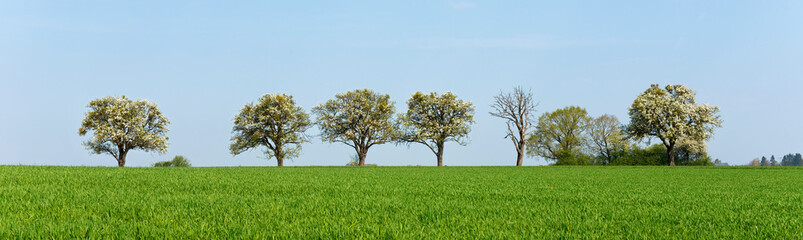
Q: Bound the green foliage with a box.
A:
[2,166,802,238]
[230,94,311,166]
[626,84,722,166]
[312,89,398,166]
[780,153,802,166]
[526,106,591,162]
[153,156,191,167]
[552,150,593,165]
[153,161,171,167]
[586,114,629,165]
[78,96,170,167]
[608,144,712,166]
[398,92,475,166]
[609,144,667,165]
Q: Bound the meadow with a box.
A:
[0,166,801,239]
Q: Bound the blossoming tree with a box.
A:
[78,96,170,167]
[313,89,397,166]
[230,94,312,167]
[398,92,475,166]
[626,84,722,166]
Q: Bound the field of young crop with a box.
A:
[0,166,801,239]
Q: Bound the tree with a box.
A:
[781,154,791,166]
[313,89,397,166]
[490,86,537,166]
[586,114,628,165]
[748,158,761,166]
[770,155,778,166]
[625,84,723,166]
[230,94,311,167]
[781,153,801,166]
[398,92,475,166]
[78,96,170,167]
[760,156,769,166]
[154,155,191,167]
[526,106,591,164]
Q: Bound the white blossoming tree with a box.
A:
[312,89,397,166]
[398,92,475,166]
[230,94,312,167]
[626,84,722,166]
[78,96,170,167]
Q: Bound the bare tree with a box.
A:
[490,86,537,166]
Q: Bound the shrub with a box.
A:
[154,155,191,167]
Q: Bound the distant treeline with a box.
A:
[748,154,803,166]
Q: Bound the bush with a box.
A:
[554,150,593,165]
[154,155,191,167]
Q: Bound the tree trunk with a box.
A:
[358,150,367,166]
[275,146,284,167]
[667,145,676,166]
[516,140,525,166]
[117,151,127,167]
[436,142,444,167]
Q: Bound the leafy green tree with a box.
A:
[154,155,191,167]
[781,154,790,166]
[626,84,723,166]
[770,155,778,166]
[795,153,803,166]
[526,106,591,164]
[781,154,797,166]
[313,89,397,166]
[398,92,475,166]
[490,86,537,166]
[230,94,311,167]
[760,156,769,166]
[78,96,170,167]
[587,114,628,165]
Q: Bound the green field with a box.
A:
[1,166,801,239]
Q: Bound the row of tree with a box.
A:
[230,90,475,166]
[748,154,803,166]
[78,84,723,167]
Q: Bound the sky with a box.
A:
[1,1,802,167]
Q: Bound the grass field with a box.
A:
[0,166,801,239]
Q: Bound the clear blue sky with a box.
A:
[1,1,801,167]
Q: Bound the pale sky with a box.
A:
[1,1,802,166]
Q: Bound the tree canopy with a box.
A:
[312,89,397,166]
[527,106,591,164]
[399,92,475,166]
[230,93,312,166]
[587,114,628,165]
[78,96,170,167]
[625,84,722,166]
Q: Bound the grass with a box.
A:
[0,166,801,239]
